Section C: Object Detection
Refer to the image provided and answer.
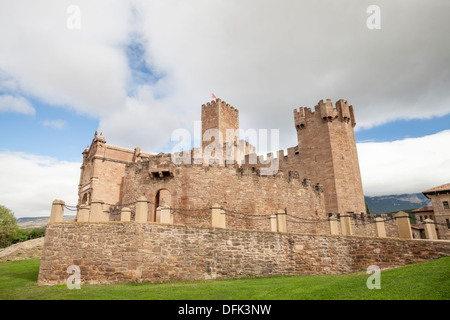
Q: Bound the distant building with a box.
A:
[411,206,434,239]
[412,183,450,240]
[412,206,435,223]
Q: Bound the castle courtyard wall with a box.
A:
[121,163,328,234]
[37,222,450,285]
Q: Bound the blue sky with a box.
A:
[0,97,98,162]
[355,114,450,143]
[0,1,449,217]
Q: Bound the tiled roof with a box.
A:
[412,206,434,213]
[423,183,450,194]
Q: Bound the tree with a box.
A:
[366,203,371,215]
[0,205,19,248]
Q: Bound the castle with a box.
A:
[76,98,367,234]
[37,97,450,285]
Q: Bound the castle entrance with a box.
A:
[154,189,171,222]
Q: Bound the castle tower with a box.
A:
[201,98,239,147]
[294,99,366,214]
[201,98,240,164]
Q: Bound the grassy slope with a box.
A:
[0,258,449,300]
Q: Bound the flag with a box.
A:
[212,93,216,99]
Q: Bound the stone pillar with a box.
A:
[160,206,171,224]
[424,219,438,239]
[211,204,226,229]
[270,215,277,232]
[89,199,108,222]
[49,200,65,224]
[121,207,131,222]
[155,207,161,223]
[329,213,339,235]
[375,217,386,238]
[340,213,353,236]
[148,202,155,223]
[77,204,90,222]
[276,210,287,233]
[135,196,149,222]
[394,211,413,239]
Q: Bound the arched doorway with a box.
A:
[154,189,171,222]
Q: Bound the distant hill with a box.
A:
[364,193,431,215]
[16,215,76,229]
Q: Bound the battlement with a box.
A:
[294,99,356,129]
[127,154,321,191]
[201,98,239,115]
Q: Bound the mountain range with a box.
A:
[364,193,431,214]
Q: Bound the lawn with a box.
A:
[0,257,449,300]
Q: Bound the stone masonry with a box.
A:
[76,98,368,235]
[37,222,450,285]
[38,97,447,286]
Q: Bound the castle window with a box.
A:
[443,201,449,209]
[149,169,173,179]
[446,219,450,229]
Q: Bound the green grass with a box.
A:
[0,258,449,300]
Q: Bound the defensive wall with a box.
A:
[37,200,450,285]
[38,220,450,286]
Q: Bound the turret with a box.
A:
[201,98,240,165]
[294,99,365,215]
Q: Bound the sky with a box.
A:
[0,0,449,218]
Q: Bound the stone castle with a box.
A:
[76,98,368,235]
[37,97,450,285]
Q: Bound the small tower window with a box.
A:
[443,201,449,209]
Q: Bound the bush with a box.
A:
[10,228,46,245]
[0,205,19,248]
[0,205,46,248]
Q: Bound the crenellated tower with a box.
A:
[201,98,240,148]
[201,98,242,164]
[294,99,365,215]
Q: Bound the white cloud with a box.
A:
[41,119,66,130]
[0,151,79,218]
[132,0,450,145]
[0,0,131,117]
[0,94,35,115]
[0,1,449,203]
[1,1,449,153]
[98,84,184,151]
[357,130,450,196]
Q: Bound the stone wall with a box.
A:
[37,222,450,286]
[121,163,328,234]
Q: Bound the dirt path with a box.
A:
[0,237,44,262]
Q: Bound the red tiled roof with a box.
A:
[412,206,434,213]
[423,183,450,194]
